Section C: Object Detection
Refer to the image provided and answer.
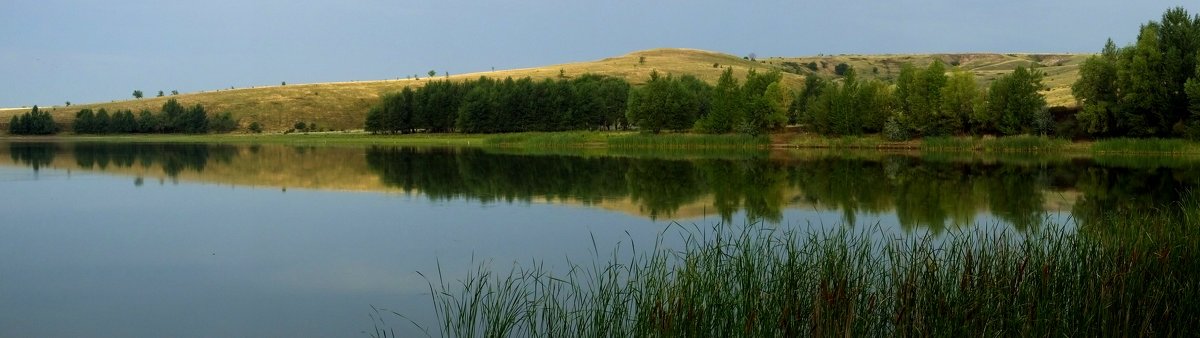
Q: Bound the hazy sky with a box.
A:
[2,0,1197,107]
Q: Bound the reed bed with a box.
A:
[788,135,897,149]
[921,135,1069,152]
[482,132,605,148]
[382,200,1198,337]
[1091,137,1200,154]
[607,133,769,149]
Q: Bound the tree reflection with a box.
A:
[71,143,236,178]
[7,142,59,172]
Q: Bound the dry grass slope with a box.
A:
[1,49,1087,133]
[766,53,1085,107]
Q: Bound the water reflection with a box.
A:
[71,143,237,177]
[8,142,58,171]
[4,141,1200,232]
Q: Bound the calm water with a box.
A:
[1,141,1196,337]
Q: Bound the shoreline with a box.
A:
[4,131,1200,155]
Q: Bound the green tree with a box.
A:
[856,79,895,133]
[157,90,164,97]
[210,112,237,133]
[133,90,143,99]
[179,104,209,133]
[834,63,851,76]
[695,67,741,133]
[136,109,158,133]
[1118,23,1168,136]
[791,75,827,125]
[7,116,18,135]
[111,110,136,133]
[762,81,791,130]
[986,66,1046,135]
[1188,57,1200,120]
[1073,7,1200,138]
[895,61,948,136]
[95,108,111,134]
[940,70,979,133]
[428,70,437,78]
[248,121,263,133]
[626,71,704,133]
[1073,39,1124,135]
[74,109,96,134]
[161,99,185,132]
[10,106,58,135]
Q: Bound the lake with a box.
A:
[1,141,1196,337]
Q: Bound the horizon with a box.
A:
[2,0,1196,107]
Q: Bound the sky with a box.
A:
[2,0,1197,107]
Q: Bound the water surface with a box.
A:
[2,141,1195,336]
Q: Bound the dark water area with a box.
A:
[1,141,1197,336]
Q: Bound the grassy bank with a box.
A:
[790,134,1200,155]
[1,132,488,146]
[11,132,1200,155]
[386,200,1198,337]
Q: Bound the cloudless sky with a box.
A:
[2,0,1197,107]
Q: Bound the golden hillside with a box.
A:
[2,49,1086,133]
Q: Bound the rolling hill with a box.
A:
[1,48,1086,133]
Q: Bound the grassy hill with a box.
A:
[765,53,1086,107]
[1,49,1086,133]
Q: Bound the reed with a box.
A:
[1091,137,1200,154]
[395,198,1199,337]
[482,132,605,147]
[921,135,1069,152]
[607,133,769,149]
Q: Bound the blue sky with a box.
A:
[1,0,1196,107]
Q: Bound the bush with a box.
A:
[883,115,910,141]
[209,112,237,133]
[248,122,263,133]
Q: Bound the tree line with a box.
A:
[365,8,1199,141]
[365,69,790,136]
[8,106,60,135]
[793,60,1049,139]
[647,68,790,135]
[73,99,236,134]
[364,63,1047,139]
[1073,7,1200,138]
[366,74,630,134]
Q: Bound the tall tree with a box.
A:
[986,66,1046,135]
[696,67,741,133]
[74,109,96,134]
[941,70,980,133]
[1073,39,1124,135]
[161,99,185,132]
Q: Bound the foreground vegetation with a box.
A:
[382,199,1198,337]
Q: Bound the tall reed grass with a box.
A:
[607,133,768,149]
[921,135,1069,152]
[384,200,1199,337]
[482,132,603,147]
[1091,137,1200,154]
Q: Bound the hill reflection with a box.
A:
[4,141,1199,232]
